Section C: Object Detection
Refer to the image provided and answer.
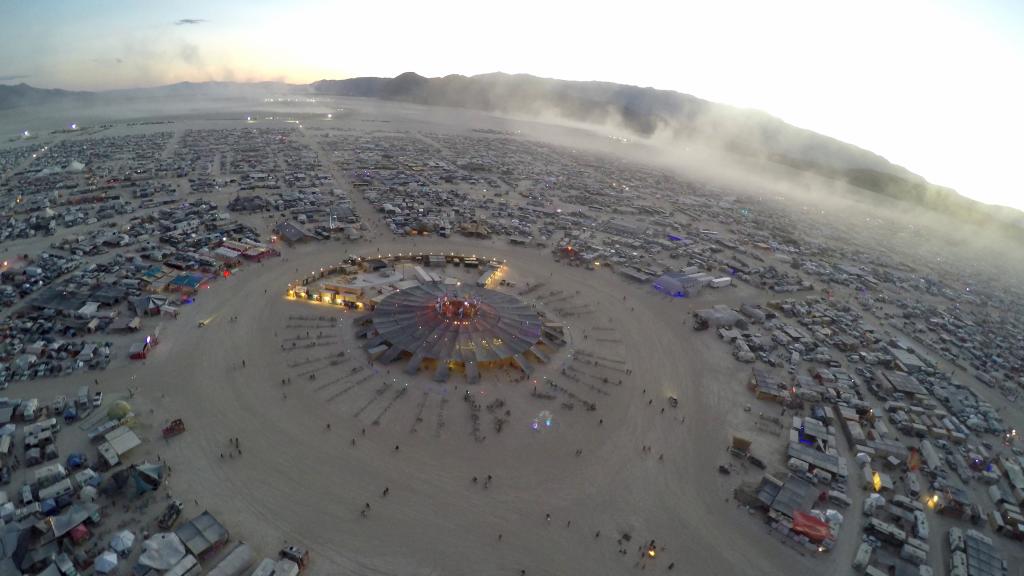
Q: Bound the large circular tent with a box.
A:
[361,284,556,382]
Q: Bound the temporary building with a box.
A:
[175,511,229,559]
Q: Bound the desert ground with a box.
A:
[2,96,1021,575]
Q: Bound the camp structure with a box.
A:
[175,511,229,560]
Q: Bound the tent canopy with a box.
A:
[111,530,135,553]
[95,550,118,573]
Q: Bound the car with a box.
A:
[197,320,207,328]
[92,392,103,407]
[280,545,310,569]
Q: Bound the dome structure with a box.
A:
[107,400,132,421]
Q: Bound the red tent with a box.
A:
[69,523,90,544]
[791,511,831,542]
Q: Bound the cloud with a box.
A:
[179,43,203,67]
[0,74,31,82]
[174,18,207,26]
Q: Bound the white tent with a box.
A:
[95,550,118,574]
[111,530,136,555]
[138,533,187,571]
[79,485,98,502]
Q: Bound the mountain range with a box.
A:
[2,73,1020,227]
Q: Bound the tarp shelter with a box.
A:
[66,453,86,469]
[132,295,167,317]
[792,511,832,542]
[42,503,100,539]
[132,462,164,494]
[110,530,135,556]
[138,533,187,571]
[94,550,118,574]
[175,511,229,559]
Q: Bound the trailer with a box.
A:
[852,542,872,570]
[899,542,927,566]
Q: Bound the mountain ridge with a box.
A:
[2,74,1021,227]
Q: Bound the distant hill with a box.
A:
[0,83,96,110]
[311,72,1023,229]
[2,75,1021,228]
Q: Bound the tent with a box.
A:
[107,401,132,421]
[791,511,831,542]
[94,550,118,574]
[138,533,187,571]
[132,462,164,494]
[110,530,135,556]
[79,485,98,502]
[69,524,90,544]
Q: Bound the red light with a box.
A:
[223,270,231,278]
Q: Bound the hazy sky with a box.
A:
[2,0,1022,209]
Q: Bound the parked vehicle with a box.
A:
[280,545,309,570]
[92,392,103,407]
[162,419,186,439]
[158,500,184,530]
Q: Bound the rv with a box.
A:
[38,478,74,501]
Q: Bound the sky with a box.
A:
[1,0,1022,209]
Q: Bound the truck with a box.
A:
[279,545,309,570]
[76,386,90,408]
[158,500,184,530]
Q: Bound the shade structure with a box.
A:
[139,533,187,571]
[365,284,545,381]
[95,550,118,573]
[111,530,136,554]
